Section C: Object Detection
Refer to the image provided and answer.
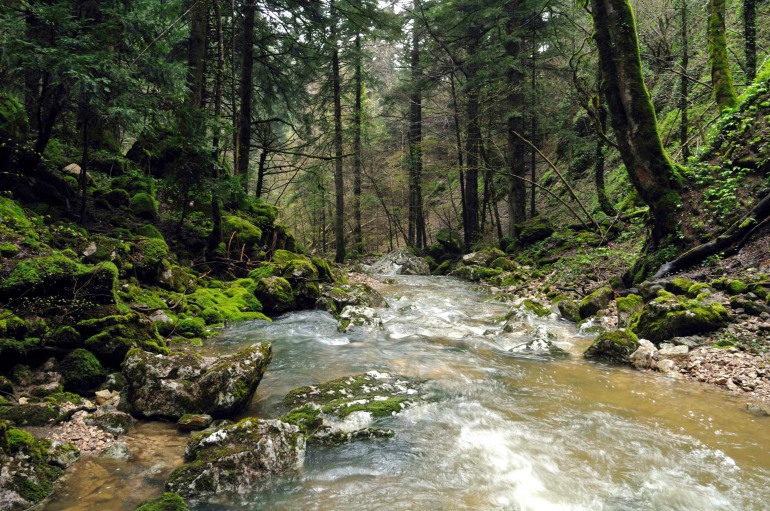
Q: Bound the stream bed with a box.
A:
[45,276,770,510]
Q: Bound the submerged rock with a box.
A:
[317,283,387,315]
[281,371,422,445]
[337,305,383,333]
[584,330,640,364]
[122,343,271,420]
[362,249,430,276]
[165,418,305,499]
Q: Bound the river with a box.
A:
[45,275,770,510]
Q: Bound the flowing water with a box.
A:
[46,276,770,510]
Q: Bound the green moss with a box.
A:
[43,391,84,406]
[326,396,407,418]
[521,298,550,317]
[578,286,614,319]
[629,296,729,343]
[137,224,165,240]
[490,257,516,271]
[177,317,206,338]
[311,257,334,283]
[134,492,189,511]
[707,0,738,111]
[0,241,19,257]
[725,279,749,295]
[187,285,268,323]
[616,294,643,314]
[687,283,711,298]
[6,428,39,455]
[584,330,640,363]
[247,262,279,280]
[0,253,118,304]
[60,348,106,393]
[0,404,59,426]
[101,188,131,207]
[281,405,323,434]
[201,309,223,325]
[130,192,158,220]
[134,238,169,269]
[78,313,168,363]
[223,215,262,246]
[668,278,696,295]
[255,276,295,314]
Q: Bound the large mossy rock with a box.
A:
[515,216,555,243]
[0,252,118,305]
[578,286,614,319]
[129,192,158,220]
[584,330,640,364]
[255,276,295,314]
[131,237,169,283]
[282,371,421,445]
[0,420,78,510]
[629,295,730,344]
[122,343,271,420]
[165,418,305,500]
[76,312,168,365]
[60,348,106,394]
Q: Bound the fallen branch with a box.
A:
[54,406,97,425]
[654,191,770,278]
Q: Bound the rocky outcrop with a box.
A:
[362,249,430,275]
[122,343,271,420]
[629,293,729,343]
[165,418,305,499]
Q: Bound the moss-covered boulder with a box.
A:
[165,418,304,499]
[282,371,421,445]
[584,330,640,364]
[578,286,614,319]
[0,253,118,305]
[255,276,295,314]
[364,248,431,275]
[628,296,730,344]
[85,411,133,436]
[520,298,551,317]
[0,404,60,426]
[316,283,387,315]
[557,299,581,322]
[132,237,169,283]
[223,215,262,249]
[666,278,696,296]
[515,216,555,243]
[159,265,197,294]
[187,282,267,323]
[60,348,105,394]
[337,305,383,333]
[77,312,168,364]
[130,192,158,220]
[122,343,271,420]
[616,294,644,328]
[0,421,77,510]
[134,492,189,511]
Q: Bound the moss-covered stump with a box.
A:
[317,283,387,315]
[584,330,640,364]
[578,286,614,319]
[255,276,295,314]
[165,418,305,500]
[629,295,730,344]
[134,492,189,511]
[281,371,421,445]
[60,348,105,394]
[122,343,271,420]
[0,252,118,305]
[0,420,78,510]
[76,312,168,365]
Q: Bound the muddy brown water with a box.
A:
[44,276,770,510]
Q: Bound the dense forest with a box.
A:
[2,0,770,509]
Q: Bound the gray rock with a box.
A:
[630,339,658,370]
[177,414,214,431]
[317,283,387,314]
[101,442,131,460]
[166,418,305,499]
[85,411,133,436]
[461,252,489,267]
[657,359,677,375]
[658,344,689,364]
[363,249,430,275]
[122,343,271,420]
[337,305,383,333]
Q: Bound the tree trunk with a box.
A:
[331,8,345,263]
[186,0,209,109]
[708,0,738,111]
[679,0,690,159]
[408,11,425,249]
[450,71,466,228]
[208,0,225,253]
[591,0,681,247]
[256,149,267,198]
[78,104,90,224]
[594,100,616,216]
[353,33,364,254]
[505,1,526,238]
[744,0,756,81]
[463,26,481,250]
[236,0,255,193]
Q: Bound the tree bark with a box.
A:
[591,0,681,246]
[208,0,225,252]
[331,6,346,263]
[236,0,255,193]
[463,25,481,250]
[744,0,756,81]
[408,9,425,249]
[679,0,690,159]
[505,0,526,238]
[708,0,738,111]
[595,92,616,216]
[353,33,364,253]
[186,0,209,110]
